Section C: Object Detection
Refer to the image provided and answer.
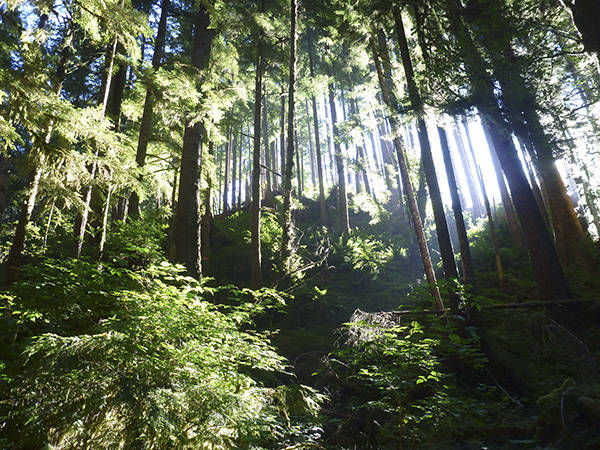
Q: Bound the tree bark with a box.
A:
[238,130,243,207]
[5,155,45,283]
[231,129,237,211]
[280,81,286,175]
[295,128,302,196]
[482,112,572,300]
[518,140,552,233]
[470,2,592,268]
[535,152,591,267]
[280,0,298,270]
[263,91,272,200]
[201,140,214,274]
[480,120,525,248]
[97,51,128,256]
[307,35,327,227]
[174,5,213,278]
[439,127,475,286]
[222,130,232,213]
[452,118,483,218]
[251,32,264,287]
[357,145,372,195]
[42,198,56,249]
[0,155,9,228]
[324,94,337,187]
[167,162,178,262]
[328,85,350,235]
[306,100,317,188]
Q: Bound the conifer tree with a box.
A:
[129,0,170,218]
[280,0,298,270]
[174,4,214,278]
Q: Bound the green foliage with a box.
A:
[211,208,286,283]
[102,214,167,269]
[0,257,324,448]
[333,316,500,447]
[340,230,393,279]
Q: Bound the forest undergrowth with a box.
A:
[2,196,600,449]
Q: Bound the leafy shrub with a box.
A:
[102,214,167,268]
[339,231,393,280]
[1,260,322,448]
[334,317,493,447]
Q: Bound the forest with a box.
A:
[1,0,600,448]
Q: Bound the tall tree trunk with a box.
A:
[439,127,475,286]
[98,182,114,258]
[461,118,503,281]
[115,196,128,221]
[98,52,128,256]
[519,140,552,233]
[201,141,215,274]
[390,16,460,287]
[280,81,286,175]
[531,147,590,267]
[251,29,264,288]
[6,32,70,281]
[370,36,443,311]
[167,162,178,261]
[446,0,571,298]
[295,129,302,197]
[222,130,232,213]
[377,119,399,201]
[446,0,571,300]
[354,147,361,193]
[452,118,483,218]
[42,198,56,249]
[174,5,213,278]
[328,85,350,235]
[5,155,45,283]
[473,3,592,268]
[0,155,9,229]
[307,34,327,226]
[480,120,525,248]
[357,145,372,195]
[369,131,382,174]
[354,101,373,197]
[238,130,243,207]
[324,94,337,186]
[482,113,572,300]
[76,39,118,258]
[263,90,272,200]
[231,129,237,211]
[129,0,170,218]
[217,144,223,212]
[271,128,279,191]
[306,100,317,187]
[561,0,600,65]
[280,0,298,270]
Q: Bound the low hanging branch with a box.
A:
[260,163,281,178]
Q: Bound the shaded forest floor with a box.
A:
[210,194,600,448]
